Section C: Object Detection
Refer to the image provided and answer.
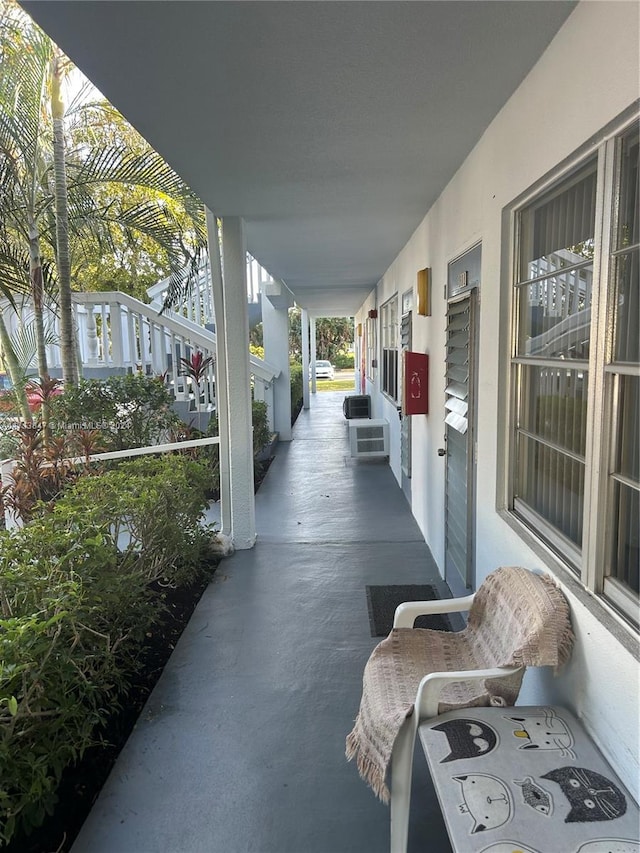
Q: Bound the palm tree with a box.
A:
[51,47,77,385]
[0,1,207,391]
[0,8,53,384]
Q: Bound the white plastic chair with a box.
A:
[347,567,573,853]
[389,592,523,853]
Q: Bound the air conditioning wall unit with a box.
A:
[343,394,371,419]
[349,418,389,459]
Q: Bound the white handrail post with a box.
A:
[86,308,99,365]
[124,307,135,369]
[75,303,87,365]
[100,304,109,364]
[109,302,124,367]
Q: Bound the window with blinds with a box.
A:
[381,296,398,401]
[366,315,377,380]
[510,121,639,626]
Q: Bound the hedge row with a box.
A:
[0,455,214,845]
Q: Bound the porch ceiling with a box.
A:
[22,1,576,315]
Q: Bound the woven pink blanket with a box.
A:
[346,567,574,803]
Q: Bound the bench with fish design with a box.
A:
[418,705,639,853]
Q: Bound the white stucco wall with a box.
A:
[355,1,640,796]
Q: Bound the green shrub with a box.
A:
[333,352,354,369]
[197,400,272,497]
[0,454,214,844]
[290,362,303,420]
[56,455,212,587]
[251,400,271,455]
[51,374,181,451]
[0,521,150,845]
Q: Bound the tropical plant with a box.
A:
[61,455,212,586]
[179,351,214,405]
[0,8,54,383]
[50,373,181,451]
[50,48,76,384]
[0,453,215,845]
[1,422,78,523]
[0,1,208,386]
[251,399,271,457]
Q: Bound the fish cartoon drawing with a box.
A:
[513,776,553,816]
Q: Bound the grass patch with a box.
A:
[313,378,355,392]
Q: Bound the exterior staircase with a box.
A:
[2,252,279,419]
[68,289,277,414]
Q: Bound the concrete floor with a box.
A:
[71,392,453,853]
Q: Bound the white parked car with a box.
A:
[314,360,335,380]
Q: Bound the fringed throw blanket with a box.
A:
[345,566,574,803]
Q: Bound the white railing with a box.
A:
[2,279,280,429]
[71,291,217,410]
[58,291,279,408]
[1,435,221,531]
[146,257,215,327]
[145,251,273,327]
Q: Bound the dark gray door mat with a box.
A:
[366,584,452,637]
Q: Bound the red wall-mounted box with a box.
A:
[402,351,429,415]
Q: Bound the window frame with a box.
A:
[380,295,399,402]
[366,315,377,381]
[503,111,640,629]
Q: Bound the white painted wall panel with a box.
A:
[356,1,640,796]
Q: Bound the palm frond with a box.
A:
[68,145,189,200]
[161,243,208,313]
[10,317,59,371]
[0,16,52,165]
[0,243,30,305]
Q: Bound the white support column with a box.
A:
[310,316,317,395]
[301,308,310,410]
[206,209,232,537]
[220,215,256,549]
[262,294,292,441]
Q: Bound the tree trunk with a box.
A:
[0,308,31,421]
[51,53,77,386]
[27,220,49,383]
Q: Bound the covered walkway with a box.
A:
[72,392,452,853]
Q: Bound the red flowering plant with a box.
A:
[178,351,214,412]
